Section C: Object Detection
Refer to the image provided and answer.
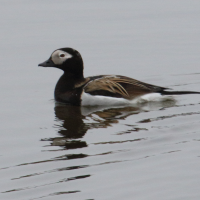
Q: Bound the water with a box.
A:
[1,0,200,199]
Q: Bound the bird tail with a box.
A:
[161,90,200,95]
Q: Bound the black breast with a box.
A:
[55,87,83,106]
[54,74,84,106]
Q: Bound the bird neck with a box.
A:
[55,72,84,91]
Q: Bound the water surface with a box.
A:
[1,1,200,200]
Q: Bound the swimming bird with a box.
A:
[38,47,200,106]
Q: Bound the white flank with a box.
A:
[81,92,173,106]
[138,93,173,103]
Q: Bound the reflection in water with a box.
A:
[3,100,177,195]
[52,104,87,149]
[49,99,176,149]
[54,104,87,138]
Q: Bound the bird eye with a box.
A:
[59,54,65,57]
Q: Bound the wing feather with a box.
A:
[84,75,168,99]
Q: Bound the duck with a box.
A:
[38,47,200,106]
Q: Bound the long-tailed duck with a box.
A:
[38,47,200,106]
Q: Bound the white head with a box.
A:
[38,47,83,75]
[51,50,73,65]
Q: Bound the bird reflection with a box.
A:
[54,104,87,138]
[52,104,87,149]
[48,99,176,150]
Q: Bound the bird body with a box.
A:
[38,48,200,106]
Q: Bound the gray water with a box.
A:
[1,0,200,199]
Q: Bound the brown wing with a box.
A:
[84,75,168,99]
